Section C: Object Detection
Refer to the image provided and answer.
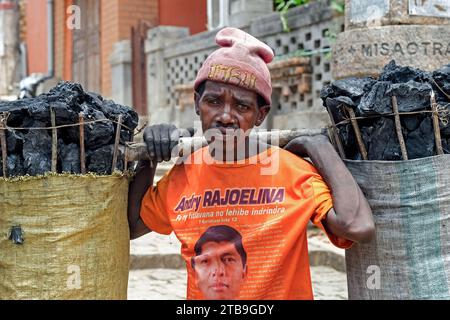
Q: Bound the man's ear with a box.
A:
[194,92,200,116]
[242,265,248,279]
[255,105,270,126]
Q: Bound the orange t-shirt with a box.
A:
[140,146,352,300]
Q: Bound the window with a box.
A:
[207,0,230,30]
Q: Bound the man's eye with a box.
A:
[206,98,220,105]
[200,259,209,264]
[223,257,236,263]
[237,104,250,111]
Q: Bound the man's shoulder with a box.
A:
[276,147,318,172]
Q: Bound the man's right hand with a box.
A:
[143,124,180,163]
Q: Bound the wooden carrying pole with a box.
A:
[124,129,323,162]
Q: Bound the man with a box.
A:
[128,27,375,300]
[191,225,247,300]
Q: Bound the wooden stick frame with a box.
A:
[431,90,444,155]
[327,90,447,161]
[50,108,58,172]
[325,105,346,159]
[111,115,123,173]
[79,112,86,174]
[391,96,409,160]
[344,105,368,160]
[0,113,8,177]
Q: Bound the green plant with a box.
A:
[330,0,345,14]
[275,0,312,32]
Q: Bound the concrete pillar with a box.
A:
[0,0,20,96]
[333,0,450,79]
[228,0,273,28]
[109,40,133,106]
[144,26,189,124]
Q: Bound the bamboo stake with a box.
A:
[391,96,408,160]
[431,90,444,155]
[111,115,123,173]
[0,114,7,178]
[79,112,86,174]
[344,106,368,160]
[325,106,346,159]
[50,108,57,172]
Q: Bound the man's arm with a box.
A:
[127,124,181,240]
[284,135,375,243]
[127,159,155,240]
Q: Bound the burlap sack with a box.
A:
[0,174,130,300]
[345,155,450,299]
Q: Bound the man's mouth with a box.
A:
[210,282,229,291]
[217,127,236,135]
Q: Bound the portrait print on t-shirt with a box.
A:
[190,225,247,300]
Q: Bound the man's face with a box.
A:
[193,241,247,300]
[195,81,270,144]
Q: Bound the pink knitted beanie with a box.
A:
[194,27,274,105]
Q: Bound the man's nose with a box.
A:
[217,104,236,126]
[211,261,225,277]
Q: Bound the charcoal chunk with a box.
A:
[338,123,359,159]
[406,117,435,159]
[0,80,138,176]
[40,82,85,108]
[87,145,124,174]
[0,154,25,177]
[334,96,355,108]
[99,99,139,131]
[357,82,392,115]
[367,117,402,160]
[401,115,422,132]
[331,77,375,99]
[320,84,334,101]
[65,104,114,147]
[22,130,52,175]
[0,99,32,126]
[379,60,431,83]
[6,130,24,153]
[27,99,51,124]
[432,64,450,94]
[58,140,80,174]
[50,101,79,124]
[388,81,432,112]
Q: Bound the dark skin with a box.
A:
[128,80,375,242]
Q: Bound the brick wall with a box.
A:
[25,0,48,74]
[54,0,65,79]
[100,0,158,97]
[159,0,207,35]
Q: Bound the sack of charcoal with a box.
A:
[322,61,450,299]
[0,82,139,299]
